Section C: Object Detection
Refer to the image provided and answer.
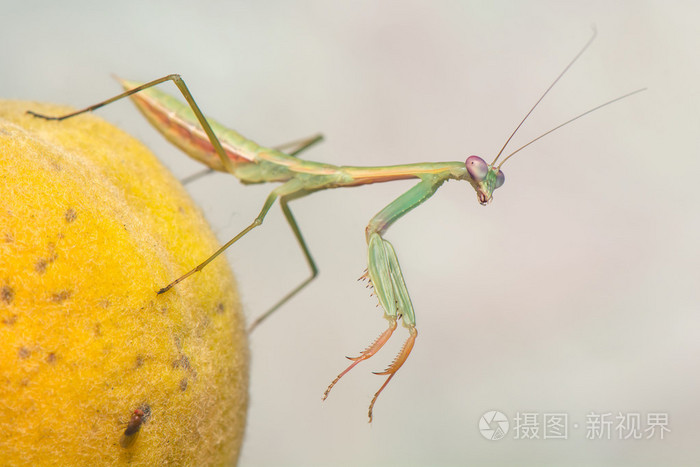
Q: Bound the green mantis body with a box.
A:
[29,30,644,421]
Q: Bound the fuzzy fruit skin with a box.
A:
[0,101,248,466]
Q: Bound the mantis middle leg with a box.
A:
[160,178,319,335]
[157,179,305,294]
[247,196,318,332]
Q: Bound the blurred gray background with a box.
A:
[4,1,699,466]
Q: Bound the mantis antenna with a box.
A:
[490,27,644,169]
[496,87,646,168]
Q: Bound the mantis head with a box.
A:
[458,30,644,208]
[465,156,505,205]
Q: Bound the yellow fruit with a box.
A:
[0,101,248,465]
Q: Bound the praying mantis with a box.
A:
[28,29,645,422]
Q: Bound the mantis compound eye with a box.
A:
[465,156,488,182]
[495,169,505,189]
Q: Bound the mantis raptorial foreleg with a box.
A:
[324,176,445,421]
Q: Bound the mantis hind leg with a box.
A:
[247,197,318,333]
[28,74,238,176]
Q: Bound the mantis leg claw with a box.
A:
[369,326,417,422]
[322,318,397,401]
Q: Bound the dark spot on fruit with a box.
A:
[216,302,225,314]
[1,286,14,305]
[35,246,58,274]
[135,355,145,368]
[2,314,17,325]
[46,352,57,364]
[64,208,77,223]
[172,354,190,370]
[35,259,48,274]
[179,377,188,391]
[18,346,31,359]
[94,322,102,337]
[51,290,72,303]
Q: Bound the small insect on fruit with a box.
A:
[119,406,150,448]
[28,28,644,421]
